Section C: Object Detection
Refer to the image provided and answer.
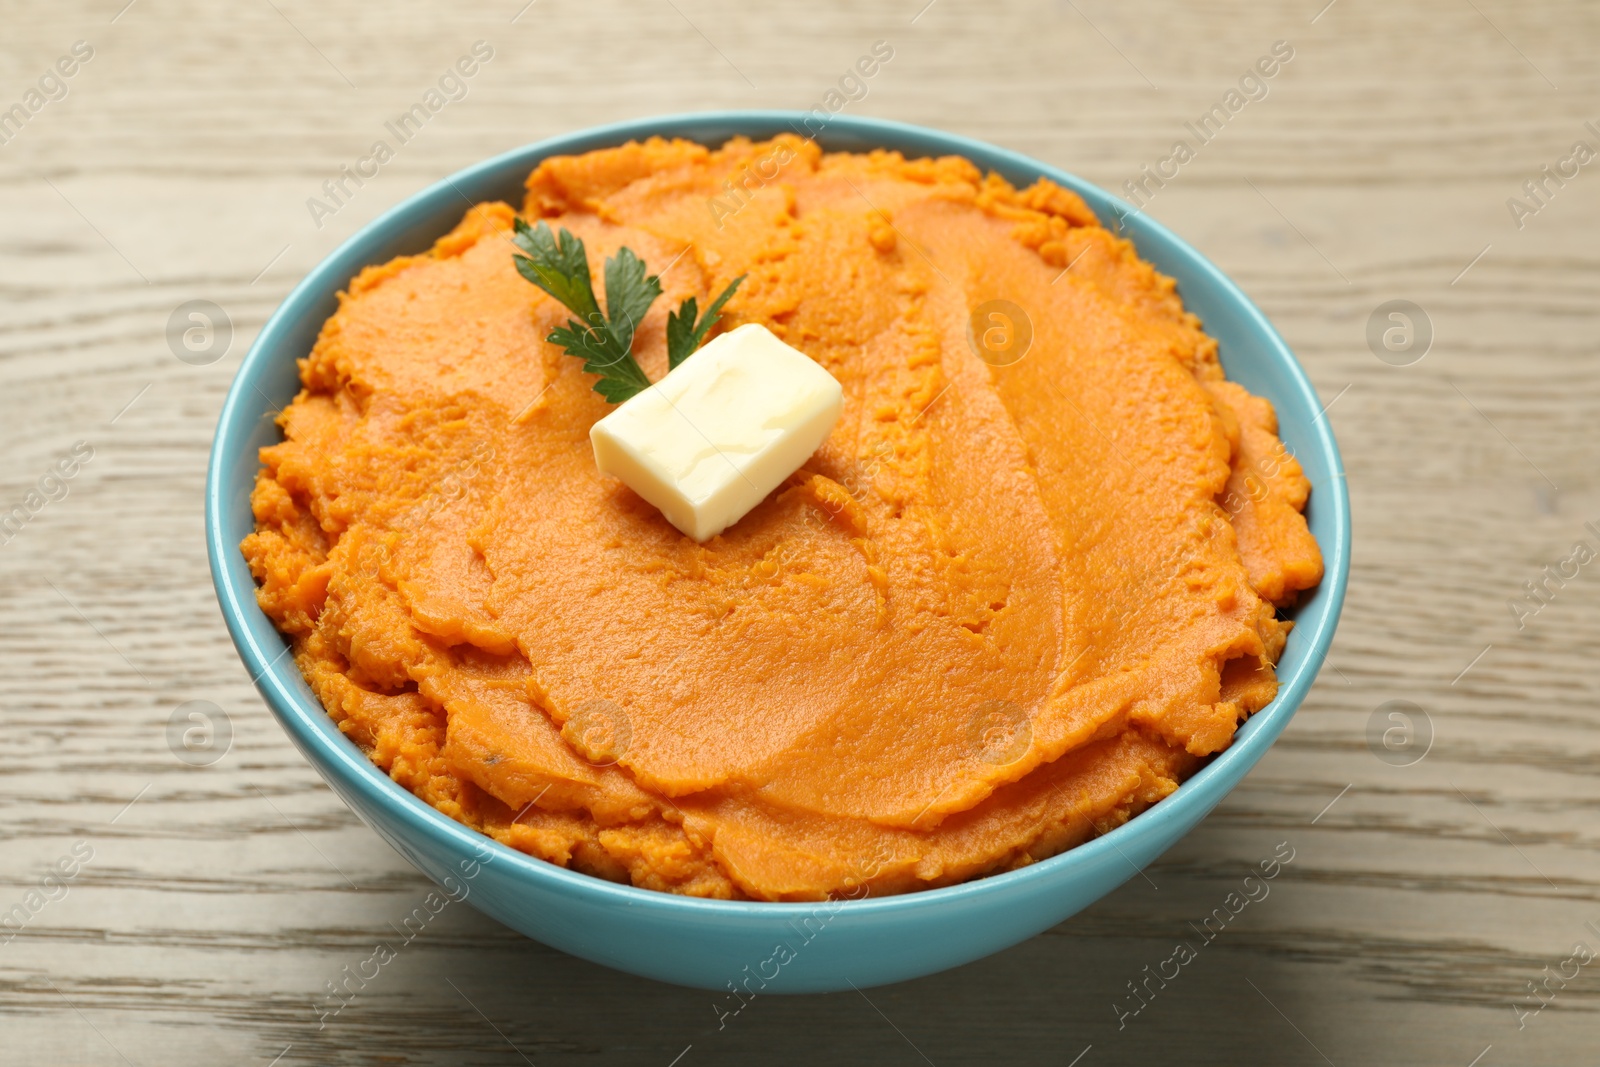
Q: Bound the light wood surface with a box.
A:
[3,0,1598,1063]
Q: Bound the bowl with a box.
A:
[206,111,1350,992]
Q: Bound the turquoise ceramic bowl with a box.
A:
[206,111,1349,992]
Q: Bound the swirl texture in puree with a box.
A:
[243,136,1323,900]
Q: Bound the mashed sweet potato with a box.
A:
[243,135,1322,900]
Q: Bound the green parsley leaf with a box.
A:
[547,317,654,403]
[511,218,601,326]
[511,218,744,403]
[666,275,747,370]
[512,219,656,402]
[601,245,663,357]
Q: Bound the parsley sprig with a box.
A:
[511,219,744,403]
[666,280,743,371]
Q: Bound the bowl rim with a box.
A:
[206,109,1350,918]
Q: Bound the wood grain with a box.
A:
[2,0,1598,1062]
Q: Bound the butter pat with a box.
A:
[590,323,843,541]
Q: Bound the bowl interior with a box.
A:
[207,111,1349,926]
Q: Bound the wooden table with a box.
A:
[3,0,1596,1062]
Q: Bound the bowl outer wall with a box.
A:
[205,111,1350,993]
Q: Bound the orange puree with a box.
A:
[243,136,1322,900]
